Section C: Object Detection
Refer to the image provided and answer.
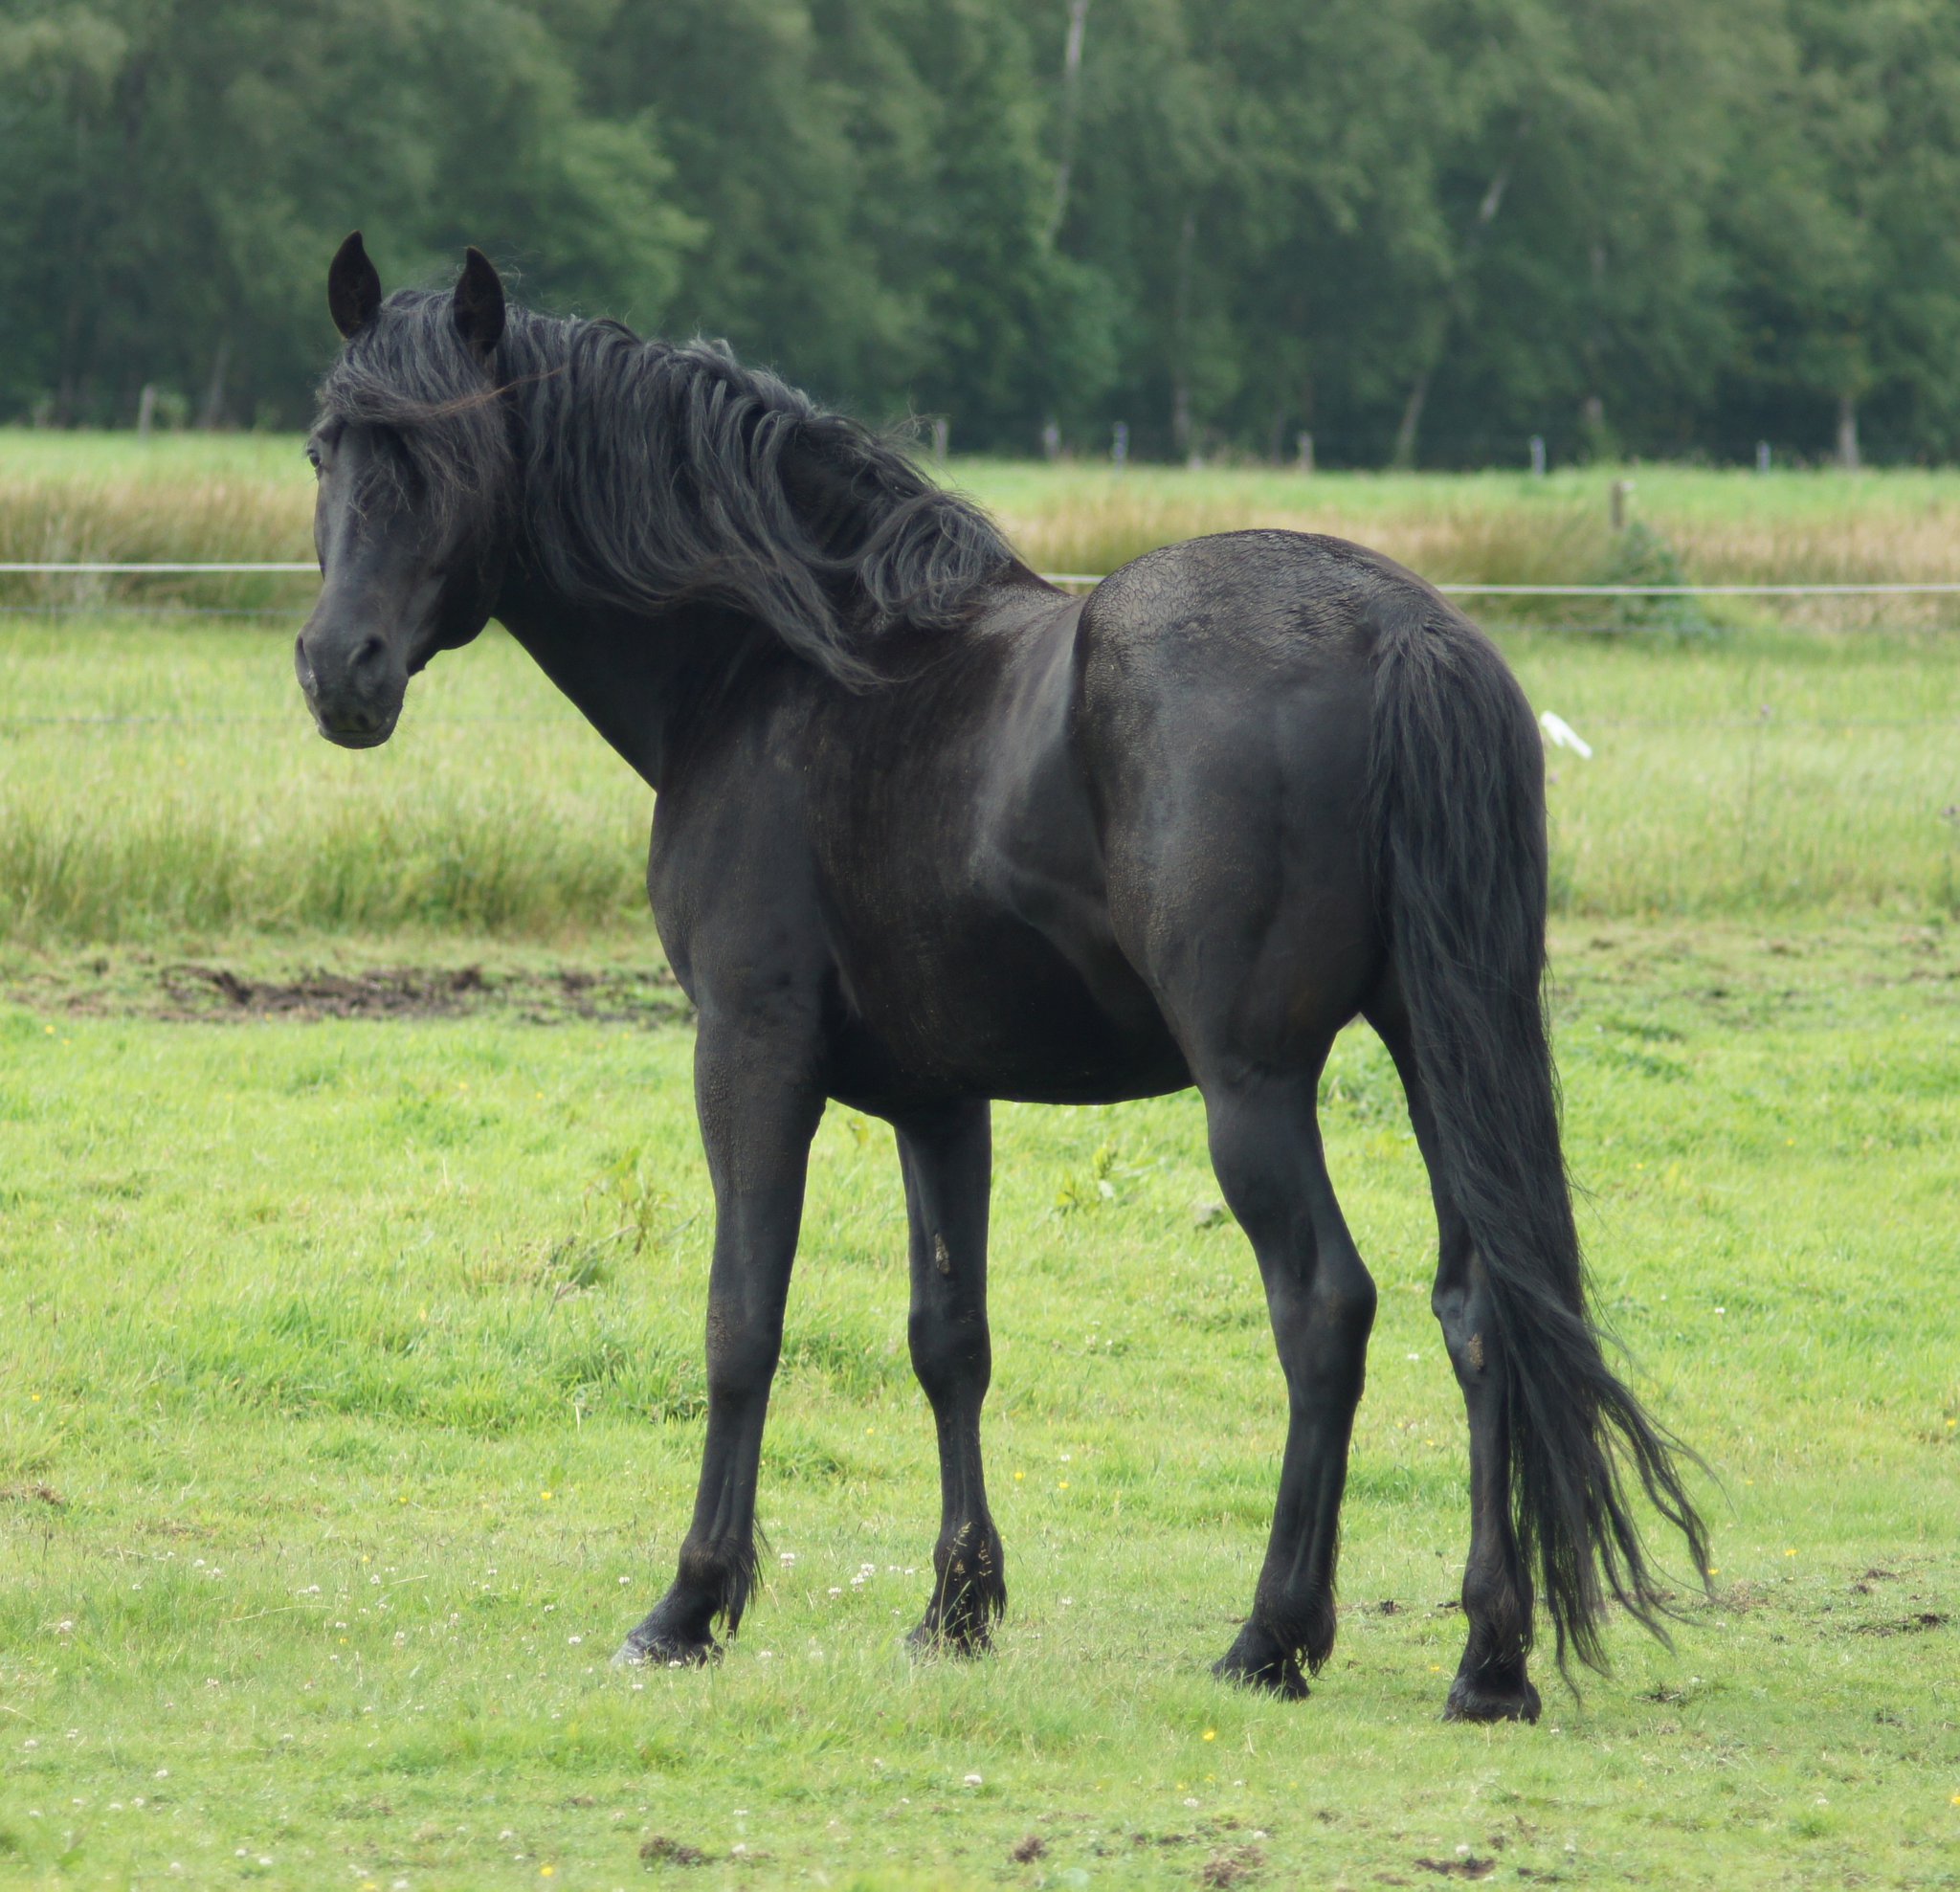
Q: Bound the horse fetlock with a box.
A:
[927,1521,1007,1622]
[672,1538,761,1631]
[907,1518,1006,1657]
[1459,1552,1529,1652]
[1213,1623,1311,1702]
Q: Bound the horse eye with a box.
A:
[305,444,323,475]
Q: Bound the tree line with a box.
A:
[5,0,1958,466]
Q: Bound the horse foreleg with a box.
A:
[894,1098,1005,1655]
[1205,1072,1376,1699]
[614,1030,821,1668]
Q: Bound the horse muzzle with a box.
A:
[295,625,405,747]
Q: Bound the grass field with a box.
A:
[3,614,1955,943]
[4,924,1957,1888]
[3,453,1957,1884]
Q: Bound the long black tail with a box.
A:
[1365,587,1709,1673]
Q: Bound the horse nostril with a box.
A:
[351,635,387,673]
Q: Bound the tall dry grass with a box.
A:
[0,470,313,612]
[978,467,1960,632]
[12,433,1960,626]
[994,482,1612,588]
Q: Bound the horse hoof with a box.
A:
[906,1617,992,1658]
[612,1619,723,1671]
[1442,1671,1541,1724]
[1213,1632,1310,1702]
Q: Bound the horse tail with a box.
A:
[1364,586,1708,1674]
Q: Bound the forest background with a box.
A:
[7,0,1960,467]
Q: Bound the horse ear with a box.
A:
[452,246,506,361]
[327,231,383,339]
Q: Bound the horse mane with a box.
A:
[317,292,1017,687]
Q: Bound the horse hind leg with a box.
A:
[1370,989,1540,1723]
[1204,1066,1377,1699]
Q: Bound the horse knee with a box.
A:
[704,1317,781,1407]
[907,1307,990,1406]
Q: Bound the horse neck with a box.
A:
[493,563,784,793]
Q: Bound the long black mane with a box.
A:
[319,292,1017,686]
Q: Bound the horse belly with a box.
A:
[828,915,1189,1107]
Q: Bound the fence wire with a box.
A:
[14,559,1960,600]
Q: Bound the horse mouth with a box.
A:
[315,717,396,749]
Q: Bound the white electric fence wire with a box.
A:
[13,562,1960,599]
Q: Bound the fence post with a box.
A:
[1756,441,1771,474]
[1111,420,1129,467]
[137,384,158,441]
[1296,430,1314,475]
[1610,479,1634,531]
[1529,434,1547,477]
[931,417,949,465]
[1041,420,1061,462]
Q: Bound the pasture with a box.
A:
[4,926,1957,1887]
[4,615,1958,943]
[3,451,1959,1886]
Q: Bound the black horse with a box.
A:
[297,234,1705,1721]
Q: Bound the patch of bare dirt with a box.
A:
[135,961,691,1025]
[639,1835,710,1867]
[1,1483,66,1507]
[1851,1612,1949,1636]
[1197,1847,1265,1888]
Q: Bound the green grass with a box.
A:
[3,924,1957,1887]
[4,454,1957,1884]
[0,432,308,484]
[3,615,1956,943]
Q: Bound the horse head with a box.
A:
[296,233,512,746]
